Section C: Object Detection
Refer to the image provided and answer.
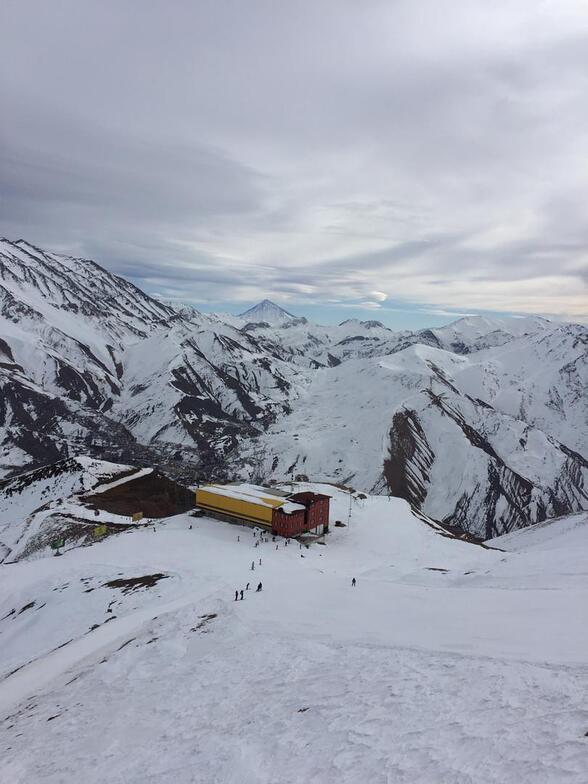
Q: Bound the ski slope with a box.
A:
[1,489,587,783]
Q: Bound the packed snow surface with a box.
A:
[1,486,586,783]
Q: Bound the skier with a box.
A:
[275,544,278,550]
[240,590,244,600]
[256,582,262,592]
[251,561,255,571]
[352,577,356,587]
[246,583,250,590]
[237,535,240,542]
[235,590,238,601]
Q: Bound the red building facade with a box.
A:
[271,491,330,537]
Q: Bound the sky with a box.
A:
[1,0,587,327]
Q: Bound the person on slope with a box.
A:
[351,577,356,587]
[240,590,244,600]
[256,582,263,592]
[235,590,239,601]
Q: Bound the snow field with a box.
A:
[0,489,587,783]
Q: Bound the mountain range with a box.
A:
[0,237,586,538]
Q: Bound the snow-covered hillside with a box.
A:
[239,333,587,537]
[0,237,586,537]
[241,313,553,367]
[0,239,302,482]
[0,490,586,783]
[0,457,142,563]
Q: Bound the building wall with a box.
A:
[271,493,330,537]
[289,492,330,533]
[195,488,274,525]
[306,496,329,530]
[272,507,306,537]
[195,486,331,537]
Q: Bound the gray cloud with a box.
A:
[1,0,587,321]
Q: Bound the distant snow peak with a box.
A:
[237,299,297,324]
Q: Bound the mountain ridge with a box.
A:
[0,237,586,537]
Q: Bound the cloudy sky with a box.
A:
[1,0,587,327]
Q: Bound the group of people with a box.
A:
[234,582,262,601]
[232,529,268,600]
[253,530,270,545]
[234,525,358,601]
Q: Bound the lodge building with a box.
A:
[194,483,330,538]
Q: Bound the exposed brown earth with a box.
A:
[84,471,193,518]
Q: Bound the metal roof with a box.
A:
[200,483,305,514]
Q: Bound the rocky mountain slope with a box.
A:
[240,333,586,538]
[0,239,299,482]
[0,237,586,537]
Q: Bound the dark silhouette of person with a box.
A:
[352,578,356,587]
[246,583,250,590]
[235,590,238,601]
[240,590,244,600]
[256,582,262,592]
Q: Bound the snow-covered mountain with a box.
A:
[0,239,300,482]
[239,332,587,538]
[0,237,586,537]
[237,298,297,324]
[239,313,555,367]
